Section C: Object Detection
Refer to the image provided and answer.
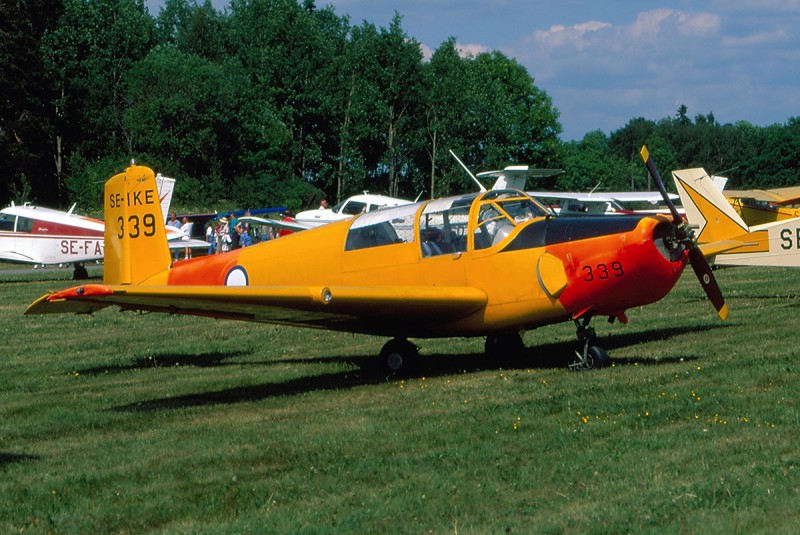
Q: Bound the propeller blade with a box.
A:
[639,146,682,223]
[688,247,729,320]
[639,145,728,320]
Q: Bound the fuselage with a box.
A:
[0,205,105,265]
[151,190,689,338]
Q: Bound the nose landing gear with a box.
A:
[569,318,611,370]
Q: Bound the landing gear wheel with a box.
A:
[569,318,612,370]
[585,345,611,370]
[73,263,89,280]
[380,338,419,374]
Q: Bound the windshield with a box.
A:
[473,190,548,249]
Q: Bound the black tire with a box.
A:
[586,345,611,369]
[380,339,419,374]
[73,264,89,280]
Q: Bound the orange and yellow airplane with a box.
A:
[25,148,726,371]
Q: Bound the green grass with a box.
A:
[1,265,799,533]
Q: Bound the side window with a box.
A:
[419,202,470,257]
[0,214,14,232]
[345,222,399,250]
[474,205,511,250]
[16,216,35,233]
[341,201,366,216]
[344,204,417,251]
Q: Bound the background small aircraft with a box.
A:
[0,174,204,277]
[455,155,680,216]
[27,148,726,371]
[722,185,800,226]
[241,192,413,233]
[673,167,800,267]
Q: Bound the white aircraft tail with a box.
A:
[672,168,749,243]
[674,167,800,267]
[104,165,172,285]
[155,173,176,222]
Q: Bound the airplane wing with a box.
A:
[723,189,784,203]
[239,215,309,232]
[26,283,488,335]
[167,238,210,250]
[0,251,37,263]
[527,191,677,203]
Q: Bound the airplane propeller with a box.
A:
[639,146,729,320]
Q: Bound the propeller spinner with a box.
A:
[640,146,729,320]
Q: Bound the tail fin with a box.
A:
[104,165,172,285]
[672,168,749,243]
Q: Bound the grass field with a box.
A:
[1,264,798,533]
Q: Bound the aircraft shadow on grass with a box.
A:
[110,323,728,413]
[0,452,39,467]
[78,350,253,375]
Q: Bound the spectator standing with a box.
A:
[180,216,193,260]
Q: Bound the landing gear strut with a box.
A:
[380,338,419,374]
[569,317,611,370]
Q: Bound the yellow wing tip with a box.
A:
[718,304,729,320]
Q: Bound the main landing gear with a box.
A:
[569,317,611,371]
[72,263,89,280]
[380,338,419,374]
[484,333,525,359]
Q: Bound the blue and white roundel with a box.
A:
[225,266,249,286]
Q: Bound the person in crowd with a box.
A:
[180,216,193,260]
[259,224,274,242]
[218,217,231,253]
[228,213,241,249]
[205,220,216,255]
[239,226,254,247]
[241,211,253,244]
[167,212,181,261]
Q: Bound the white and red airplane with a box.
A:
[0,174,204,277]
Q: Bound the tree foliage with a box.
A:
[1,0,798,212]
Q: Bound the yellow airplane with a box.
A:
[673,167,800,267]
[724,185,800,226]
[26,148,726,371]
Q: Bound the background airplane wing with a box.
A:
[527,191,677,203]
[26,283,488,336]
[239,215,310,232]
[167,238,211,250]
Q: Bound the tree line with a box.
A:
[2,0,799,214]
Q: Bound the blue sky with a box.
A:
[144,0,800,140]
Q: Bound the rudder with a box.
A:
[104,165,172,285]
[672,168,749,243]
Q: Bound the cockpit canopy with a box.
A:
[343,189,550,255]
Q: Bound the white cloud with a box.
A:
[456,43,490,57]
[533,21,612,51]
[723,29,789,46]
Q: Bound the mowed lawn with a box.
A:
[1,264,799,533]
